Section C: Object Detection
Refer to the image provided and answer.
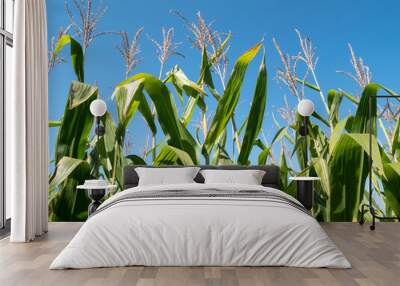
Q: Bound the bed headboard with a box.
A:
[123,165,281,190]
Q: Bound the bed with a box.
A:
[50,165,351,269]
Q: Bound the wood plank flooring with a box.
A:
[0,222,399,286]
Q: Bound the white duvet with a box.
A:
[50,183,351,269]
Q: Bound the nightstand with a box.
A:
[289,177,320,210]
[77,184,116,215]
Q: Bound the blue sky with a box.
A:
[47,0,400,166]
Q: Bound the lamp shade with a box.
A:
[297,99,315,117]
[90,99,107,117]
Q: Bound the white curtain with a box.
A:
[7,0,48,242]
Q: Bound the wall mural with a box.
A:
[48,1,400,222]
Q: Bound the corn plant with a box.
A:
[48,30,268,220]
[272,31,400,222]
[47,4,400,222]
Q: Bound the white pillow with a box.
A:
[135,167,200,186]
[200,169,265,185]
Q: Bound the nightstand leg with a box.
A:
[87,189,106,216]
[88,200,102,216]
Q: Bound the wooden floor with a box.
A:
[0,223,399,286]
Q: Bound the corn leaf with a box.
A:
[210,33,231,64]
[340,89,359,105]
[238,54,267,165]
[381,163,400,216]
[101,112,117,154]
[329,134,369,221]
[153,145,194,166]
[347,133,384,176]
[211,131,230,165]
[181,95,199,126]
[280,146,292,195]
[258,147,271,165]
[123,73,199,164]
[204,43,262,154]
[138,92,157,135]
[126,154,147,165]
[54,34,84,82]
[200,47,219,100]
[49,157,90,191]
[311,111,330,127]
[49,120,61,127]
[54,81,98,163]
[391,117,400,157]
[295,78,320,92]
[114,80,145,136]
[352,83,379,134]
[48,156,91,221]
[312,157,331,221]
[327,89,343,126]
[166,65,207,99]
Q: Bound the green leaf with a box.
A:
[327,89,343,126]
[68,81,98,109]
[382,163,400,216]
[172,64,208,126]
[126,154,147,165]
[48,157,91,221]
[391,117,400,157]
[340,90,359,105]
[329,116,350,154]
[49,178,90,221]
[49,120,61,127]
[352,83,379,134]
[254,138,266,150]
[181,95,199,126]
[238,54,267,165]
[200,47,218,100]
[271,127,288,145]
[120,73,199,164]
[166,65,207,98]
[380,85,400,98]
[101,112,117,154]
[311,157,331,221]
[49,157,91,191]
[210,33,231,64]
[311,111,330,127]
[138,96,157,136]
[113,80,145,141]
[54,81,98,163]
[258,147,271,165]
[238,117,248,136]
[53,35,84,82]
[279,146,292,195]
[308,123,329,159]
[329,134,369,221]
[153,145,194,166]
[347,133,384,175]
[204,43,262,154]
[49,80,99,221]
[211,131,231,165]
[295,78,320,92]
[256,126,288,166]
[114,81,144,123]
